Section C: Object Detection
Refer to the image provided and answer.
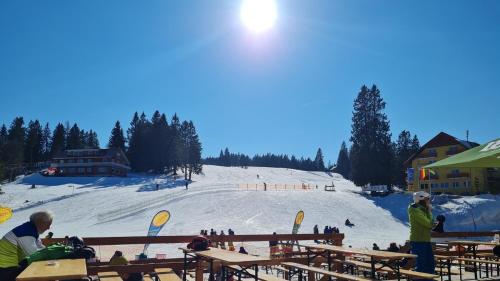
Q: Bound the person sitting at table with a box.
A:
[372,243,380,250]
[239,246,248,255]
[0,210,53,281]
[387,242,399,252]
[110,251,143,281]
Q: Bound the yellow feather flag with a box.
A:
[0,206,13,224]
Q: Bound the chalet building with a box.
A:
[404,132,485,195]
[50,148,130,177]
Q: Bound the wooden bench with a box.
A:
[457,257,500,266]
[98,271,123,281]
[226,265,287,281]
[281,262,370,281]
[334,259,389,276]
[155,268,182,281]
[333,259,439,280]
[456,257,500,279]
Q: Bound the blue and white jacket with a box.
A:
[0,221,45,268]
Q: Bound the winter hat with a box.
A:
[413,191,430,203]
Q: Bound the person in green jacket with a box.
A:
[408,191,434,280]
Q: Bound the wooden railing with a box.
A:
[43,233,344,246]
[431,231,500,238]
[43,233,342,275]
[446,172,470,179]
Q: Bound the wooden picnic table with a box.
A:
[16,259,87,281]
[179,247,270,281]
[446,240,499,280]
[305,244,416,281]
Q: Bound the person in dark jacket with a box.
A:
[372,243,380,251]
[239,246,248,254]
[313,225,319,243]
[432,215,445,233]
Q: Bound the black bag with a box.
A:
[187,236,210,251]
[493,245,500,258]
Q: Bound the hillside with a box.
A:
[1,165,499,258]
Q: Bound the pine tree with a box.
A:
[179,121,190,178]
[127,112,140,171]
[187,121,202,180]
[393,130,413,187]
[66,124,82,149]
[314,148,325,171]
[86,130,99,148]
[350,85,392,186]
[4,117,25,165]
[335,141,351,179]
[41,123,51,161]
[411,135,420,154]
[169,113,182,174]
[108,121,126,151]
[24,120,44,164]
[51,123,66,157]
[0,125,7,164]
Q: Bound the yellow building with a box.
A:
[404,132,491,195]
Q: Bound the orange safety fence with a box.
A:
[238,183,319,191]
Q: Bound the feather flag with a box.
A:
[419,168,436,180]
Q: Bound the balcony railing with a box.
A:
[447,172,470,179]
[446,149,463,156]
[418,152,437,158]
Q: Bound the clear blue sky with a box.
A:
[1,1,499,164]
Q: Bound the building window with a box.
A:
[77,167,85,173]
[78,159,84,163]
[452,182,460,188]
[68,168,76,173]
[86,167,92,173]
[59,160,64,163]
[98,167,108,173]
[451,169,460,175]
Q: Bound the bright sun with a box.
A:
[240,0,277,33]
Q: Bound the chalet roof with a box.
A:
[403,132,479,167]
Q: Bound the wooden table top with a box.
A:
[16,259,87,281]
[180,247,270,265]
[447,240,500,246]
[305,244,416,259]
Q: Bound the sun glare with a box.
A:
[240,0,277,33]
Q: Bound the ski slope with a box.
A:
[1,165,499,259]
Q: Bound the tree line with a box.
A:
[204,147,326,171]
[333,85,420,188]
[0,111,202,181]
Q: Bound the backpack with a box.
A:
[187,236,210,251]
[20,243,74,267]
[493,245,500,258]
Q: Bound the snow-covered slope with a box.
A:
[1,165,499,258]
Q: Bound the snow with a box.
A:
[1,165,499,259]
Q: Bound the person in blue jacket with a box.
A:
[0,211,53,281]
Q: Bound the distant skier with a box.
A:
[345,219,354,227]
[313,225,319,243]
[257,174,259,179]
[185,181,189,190]
[263,182,267,191]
